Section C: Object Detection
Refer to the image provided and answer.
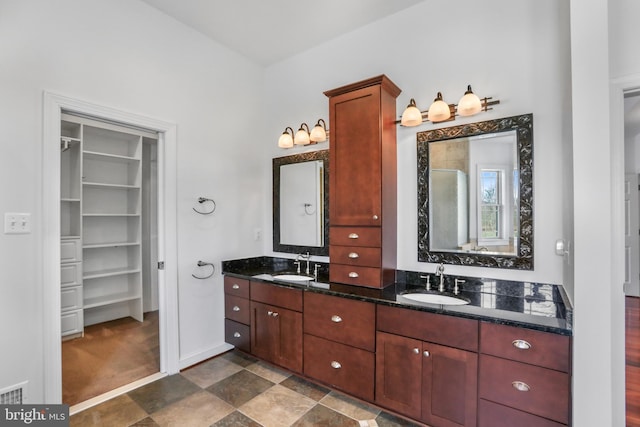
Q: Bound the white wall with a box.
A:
[264,0,571,286]
[0,0,266,402]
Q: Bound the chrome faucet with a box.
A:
[420,274,431,291]
[296,252,311,275]
[436,263,445,292]
[454,278,465,295]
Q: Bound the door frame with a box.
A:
[42,92,180,403]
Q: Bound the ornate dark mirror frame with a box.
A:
[273,149,329,256]
[417,113,534,270]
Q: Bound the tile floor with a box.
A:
[70,350,421,427]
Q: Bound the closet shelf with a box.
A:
[82,182,141,190]
[83,150,140,162]
[61,234,81,240]
[83,242,140,249]
[82,213,140,217]
[83,267,141,280]
[61,198,81,202]
[84,293,142,310]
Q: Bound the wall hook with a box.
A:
[193,197,216,215]
[192,260,215,279]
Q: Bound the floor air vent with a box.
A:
[0,381,28,404]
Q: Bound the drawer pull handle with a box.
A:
[233,332,241,338]
[423,350,430,357]
[267,311,279,317]
[348,272,359,278]
[232,306,240,312]
[232,284,240,289]
[413,348,420,354]
[331,315,343,323]
[348,252,359,259]
[348,233,359,239]
[512,381,531,392]
[512,339,532,350]
[331,361,342,369]
[372,215,379,220]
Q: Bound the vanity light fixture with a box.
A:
[278,119,329,149]
[397,85,500,127]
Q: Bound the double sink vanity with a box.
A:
[224,75,573,427]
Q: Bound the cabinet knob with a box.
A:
[271,311,279,318]
[512,381,531,392]
[233,332,241,338]
[330,361,342,369]
[348,233,359,239]
[232,306,240,312]
[413,348,420,354]
[348,252,359,259]
[348,272,359,278]
[512,339,532,350]
[423,350,430,357]
[331,315,343,323]
[372,214,379,220]
[232,284,240,290]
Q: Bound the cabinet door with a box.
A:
[250,301,302,373]
[422,342,478,427]
[375,331,422,420]
[330,85,383,226]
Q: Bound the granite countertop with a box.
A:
[222,256,573,336]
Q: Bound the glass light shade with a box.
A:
[294,128,310,145]
[401,99,423,127]
[278,131,293,148]
[458,85,482,117]
[310,122,327,142]
[427,92,451,123]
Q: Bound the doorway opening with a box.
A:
[42,93,180,408]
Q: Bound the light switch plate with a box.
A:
[4,213,31,234]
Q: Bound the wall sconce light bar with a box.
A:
[396,85,500,127]
[278,118,330,149]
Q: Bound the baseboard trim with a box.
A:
[179,343,234,371]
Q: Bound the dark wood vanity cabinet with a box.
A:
[249,281,303,373]
[376,305,479,427]
[302,292,376,401]
[325,75,400,288]
[477,322,572,427]
[223,276,251,353]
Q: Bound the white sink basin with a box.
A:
[401,293,470,306]
[273,274,313,282]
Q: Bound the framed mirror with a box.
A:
[417,114,533,269]
[273,150,329,256]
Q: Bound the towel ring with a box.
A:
[193,197,216,215]
[192,260,215,279]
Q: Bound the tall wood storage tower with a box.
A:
[59,113,157,338]
[325,75,401,288]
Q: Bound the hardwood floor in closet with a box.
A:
[62,311,159,406]
[628,296,640,427]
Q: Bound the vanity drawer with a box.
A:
[61,262,82,288]
[304,292,375,351]
[250,281,302,311]
[480,322,571,372]
[330,264,381,288]
[61,238,82,263]
[377,304,478,352]
[303,334,374,402]
[478,399,566,427]
[479,354,570,424]
[330,226,381,247]
[61,309,84,337]
[61,285,83,312]
[224,294,250,324]
[225,318,250,353]
[330,245,381,268]
[224,276,250,299]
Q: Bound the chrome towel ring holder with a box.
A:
[193,197,216,215]
[192,260,215,279]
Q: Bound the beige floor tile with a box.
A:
[245,361,291,383]
[150,390,234,426]
[239,384,316,427]
[320,391,380,421]
[180,357,244,388]
[70,394,147,427]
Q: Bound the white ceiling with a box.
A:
[140,0,424,66]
